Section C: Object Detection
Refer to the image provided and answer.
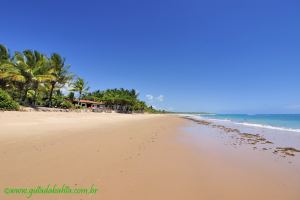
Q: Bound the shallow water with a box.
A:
[199,114,300,132]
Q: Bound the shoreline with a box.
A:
[181,114,300,133]
[183,114,300,156]
[0,112,299,199]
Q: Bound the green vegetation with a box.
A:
[0,89,19,110]
[83,88,163,113]
[0,44,163,113]
[71,77,90,105]
[60,100,74,109]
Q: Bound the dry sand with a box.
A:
[0,112,299,200]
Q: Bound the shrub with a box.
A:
[75,104,83,109]
[60,100,74,109]
[52,96,64,108]
[0,89,20,110]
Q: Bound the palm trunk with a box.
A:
[0,80,6,89]
[17,83,24,102]
[21,81,30,104]
[22,87,28,103]
[78,91,82,105]
[33,83,39,106]
[48,82,55,107]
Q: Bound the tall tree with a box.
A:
[15,50,54,105]
[0,44,10,62]
[0,45,26,93]
[0,45,11,88]
[71,77,89,104]
[48,53,73,107]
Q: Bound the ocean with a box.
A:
[197,114,300,133]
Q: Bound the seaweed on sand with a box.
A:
[273,147,300,157]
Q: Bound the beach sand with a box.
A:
[0,112,299,200]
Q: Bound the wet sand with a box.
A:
[0,112,299,199]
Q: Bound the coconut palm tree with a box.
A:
[0,60,26,86]
[0,45,26,95]
[14,50,55,105]
[0,44,10,62]
[47,53,73,107]
[0,44,12,88]
[71,77,89,104]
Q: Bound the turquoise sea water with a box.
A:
[198,114,300,131]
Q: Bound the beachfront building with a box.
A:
[72,99,135,113]
[73,99,105,109]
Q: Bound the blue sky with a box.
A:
[1,0,300,113]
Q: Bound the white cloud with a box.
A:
[156,95,164,102]
[146,94,154,101]
[146,94,164,102]
[151,105,157,109]
[61,83,72,95]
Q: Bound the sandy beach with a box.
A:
[0,112,300,200]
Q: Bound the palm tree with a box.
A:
[47,53,73,107]
[0,44,12,88]
[15,50,54,105]
[0,45,26,95]
[71,77,89,104]
[0,60,26,87]
[0,44,10,63]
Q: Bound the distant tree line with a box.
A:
[0,44,163,113]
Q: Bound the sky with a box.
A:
[1,0,300,113]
